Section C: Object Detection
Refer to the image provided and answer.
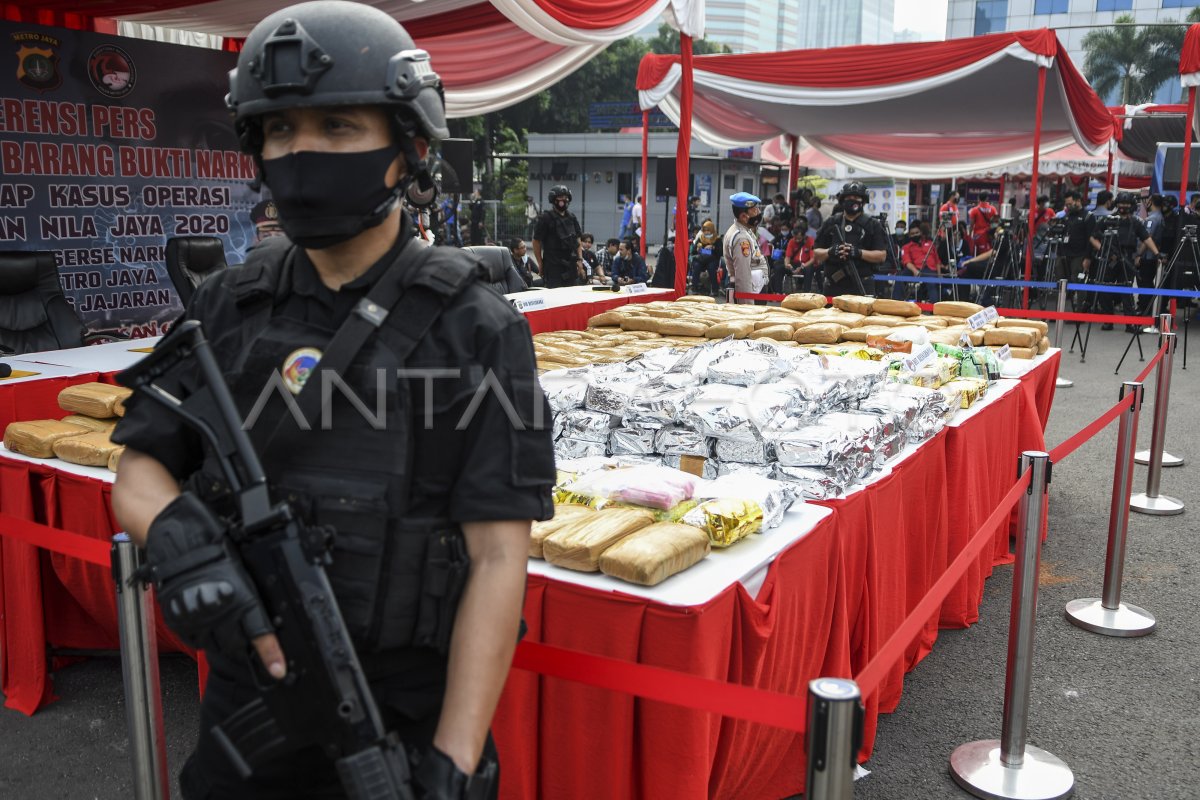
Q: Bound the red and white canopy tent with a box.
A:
[1179,24,1200,204]
[636,30,1115,298]
[4,0,705,117]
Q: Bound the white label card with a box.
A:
[511,295,547,312]
[903,343,937,372]
[624,283,649,295]
[996,344,1012,361]
[984,306,1000,323]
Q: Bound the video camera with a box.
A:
[1044,219,1068,244]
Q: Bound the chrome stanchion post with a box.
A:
[726,286,735,305]
[1134,315,1183,468]
[1054,279,1073,389]
[950,453,1074,800]
[1143,266,1165,335]
[1131,330,1186,515]
[1066,382,1156,636]
[113,533,169,800]
[806,678,863,800]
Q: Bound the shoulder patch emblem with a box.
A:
[740,240,751,257]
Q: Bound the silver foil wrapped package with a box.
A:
[628,346,686,375]
[678,385,758,441]
[746,382,816,436]
[539,368,590,413]
[622,388,689,429]
[858,391,923,430]
[608,425,659,456]
[653,425,712,457]
[771,424,853,468]
[554,437,607,461]
[662,453,718,479]
[716,462,775,478]
[715,436,772,465]
[560,409,618,443]
[773,464,846,500]
[878,432,907,463]
[612,454,663,468]
[823,411,889,442]
[824,358,889,401]
[696,473,800,529]
[552,413,565,441]
[584,378,646,416]
[705,351,788,387]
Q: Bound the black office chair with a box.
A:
[165,236,229,307]
[464,245,528,294]
[0,250,91,355]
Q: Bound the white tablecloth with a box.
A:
[504,285,673,313]
[19,337,160,372]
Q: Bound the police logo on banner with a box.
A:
[282,347,322,395]
[12,31,62,93]
[88,44,136,98]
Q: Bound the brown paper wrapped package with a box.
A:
[530,505,595,558]
[793,323,847,344]
[1006,346,1037,359]
[870,298,922,317]
[749,325,796,341]
[933,300,985,318]
[108,446,125,472]
[61,414,117,433]
[4,419,90,458]
[841,325,894,343]
[53,431,121,467]
[861,314,906,327]
[753,317,800,331]
[1038,336,1049,354]
[678,295,717,304]
[598,523,711,586]
[983,326,1040,348]
[543,508,656,571]
[832,295,874,315]
[781,292,827,311]
[58,383,133,418]
[704,320,756,339]
[822,312,867,328]
[997,318,1049,336]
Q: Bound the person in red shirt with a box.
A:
[967,191,998,255]
[1032,195,1054,230]
[938,190,961,228]
[783,216,817,291]
[895,221,944,301]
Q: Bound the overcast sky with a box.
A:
[895,0,949,40]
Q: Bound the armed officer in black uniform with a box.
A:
[813,181,889,296]
[532,185,584,288]
[110,3,555,798]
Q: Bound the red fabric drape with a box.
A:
[1,3,113,32]
[530,0,659,30]
[638,30,1057,91]
[1104,145,1113,191]
[1181,23,1200,77]
[787,134,800,205]
[405,2,509,37]
[1024,66,1047,309]
[673,34,693,294]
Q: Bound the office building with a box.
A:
[702,0,894,52]
[946,0,1194,103]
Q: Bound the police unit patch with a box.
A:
[12,32,62,93]
[282,347,322,395]
[740,240,751,257]
[844,225,853,233]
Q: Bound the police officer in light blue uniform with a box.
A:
[722,192,767,303]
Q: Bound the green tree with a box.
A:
[646,22,732,56]
[1082,11,1199,104]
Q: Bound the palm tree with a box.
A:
[1082,11,1200,104]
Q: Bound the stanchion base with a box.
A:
[950,741,1074,800]
[1129,492,1185,516]
[1133,449,1184,467]
[1065,598,1156,637]
[1142,327,1160,336]
[1055,377,1074,389]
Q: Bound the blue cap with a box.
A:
[730,192,761,210]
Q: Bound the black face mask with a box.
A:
[844,200,863,216]
[261,144,402,249]
[749,212,763,227]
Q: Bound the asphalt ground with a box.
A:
[1,320,1197,800]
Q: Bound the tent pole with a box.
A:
[641,110,649,260]
[1024,66,1047,310]
[1179,86,1195,208]
[1104,141,1113,191]
[788,134,800,210]
[674,34,695,295]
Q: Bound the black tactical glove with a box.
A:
[413,746,497,800]
[141,492,272,654]
[842,243,862,260]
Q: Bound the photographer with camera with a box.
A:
[1088,191,1161,330]
[1048,191,1092,286]
[1136,194,1166,313]
[939,190,961,228]
[813,181,889,296]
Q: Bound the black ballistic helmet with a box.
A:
[549,185,572,204]
[840,181,869,202]
[1116,191,1137,208]
[227,0,450,153]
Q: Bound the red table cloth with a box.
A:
[0,371,102,434]
[1020,349,1061,429]
[523,290,681,334]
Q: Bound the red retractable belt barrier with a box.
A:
[0,513,113,567]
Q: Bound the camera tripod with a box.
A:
[1069,225,1140,365]
[975,225,1024,308]
[937,216,962,301]
[1114,221,1200,372]
[1033,227,1067,309]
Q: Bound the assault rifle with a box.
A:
[118,319,415,800]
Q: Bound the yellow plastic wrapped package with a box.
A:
[682,498,763,547]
